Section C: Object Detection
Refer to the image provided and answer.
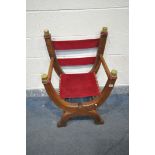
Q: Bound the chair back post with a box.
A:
[44,29,64,76]
[90,27,108,73]
[98,27,108,55]
[44,29,55,58]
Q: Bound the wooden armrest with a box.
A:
[41,57,54,83]
[99,54,117,79]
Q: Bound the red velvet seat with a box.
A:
[60,73,101,98]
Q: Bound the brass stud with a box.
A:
[41,74,48,83]
[111,69,117,77]
[102,27,108,33]
[109,84,114,88]
[44,29,49,36]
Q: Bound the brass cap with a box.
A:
[102,27,108,33]
[44,29,49,36]
[111,69,117,77]
[41,74,48,81]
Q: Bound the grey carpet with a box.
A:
[26,93,129,155]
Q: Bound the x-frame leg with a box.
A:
[57,110,104,127]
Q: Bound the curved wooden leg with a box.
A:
[87,110,104,125]
[57,111,72,127]
[94,116,104,124]
[94,114,104,124]
[57,110,104,127]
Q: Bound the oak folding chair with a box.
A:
[41,27,117,127]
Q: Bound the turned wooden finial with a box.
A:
[41,74,48,83]
[102,27,108,33]
[111,69,117,77]
[44,29,50,36]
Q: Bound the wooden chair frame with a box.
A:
[41,27,117,127]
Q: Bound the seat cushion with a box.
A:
[60,73,100,98]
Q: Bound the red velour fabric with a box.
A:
[60,73,101,98]
[53,39,99,50]
[58,57,96,66]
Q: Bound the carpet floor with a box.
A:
[26,93,129,155]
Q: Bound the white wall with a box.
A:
[26,0,129,89]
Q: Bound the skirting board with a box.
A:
[26,86,129,97]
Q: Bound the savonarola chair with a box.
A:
[41,27,117,127]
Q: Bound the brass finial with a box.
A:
[44,29,49,36]
[111,69,117,77]
[94,103,97,107]
[41,74,48,83]
[102,27,108,33]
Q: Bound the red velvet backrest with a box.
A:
[52,39,100,66]
[53,39,99,50]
